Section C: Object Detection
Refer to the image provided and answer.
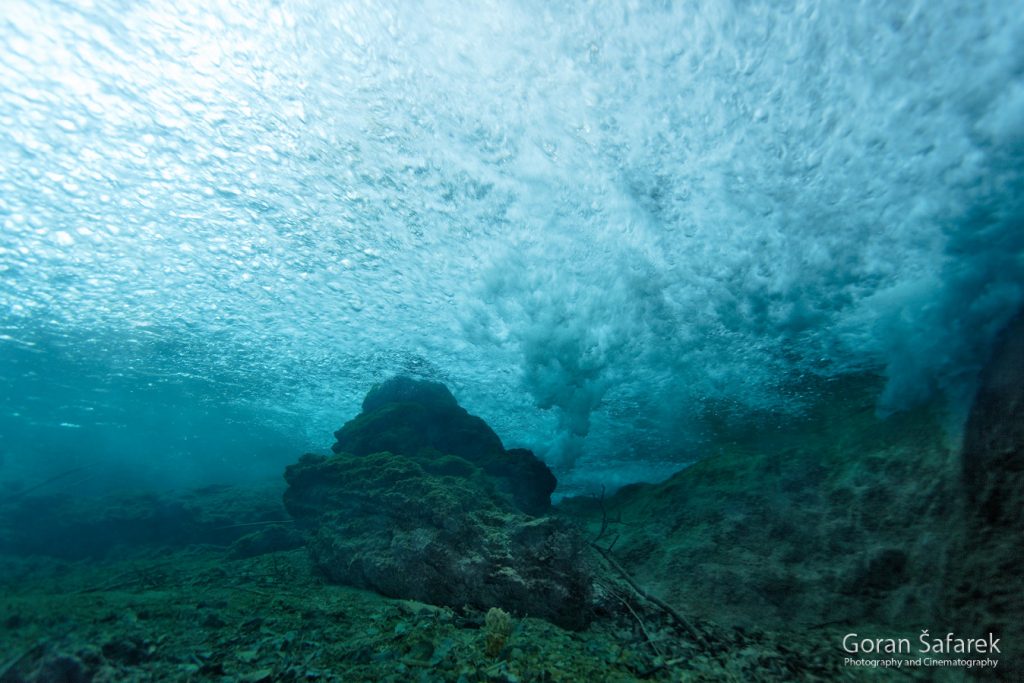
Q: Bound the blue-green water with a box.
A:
[1,0,1022,494]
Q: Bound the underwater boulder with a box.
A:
[283,451,593,629]
[331,376,555,515]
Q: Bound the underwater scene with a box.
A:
[1,1,1022,681]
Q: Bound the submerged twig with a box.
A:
[590,543,709,651]
[4,467,87,504]
[639,655,689,678]
[614,591,664,659]
[0,638,46,680]
[227,585,271,597]
[78,561,174,594]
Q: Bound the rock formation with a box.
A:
[284,377,592,629]
[331,376,556,516]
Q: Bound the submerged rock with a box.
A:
[284,451,592,629]
[332,376,555,516]
[285,377,591,628]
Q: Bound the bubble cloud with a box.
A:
[1,0,1021,484]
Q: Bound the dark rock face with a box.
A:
[283,451,592,629]
[332,376,555,516]
[953,308,1024,669]
[962,309,1024,519]
[858,548,909,592]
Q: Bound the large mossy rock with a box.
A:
[332,376,555,516]
[283,451,592,629]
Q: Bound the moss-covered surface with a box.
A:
[284,451,509,525]
[556,374,1018,680]
[1,372,1012,681]
[330,377,556,516]
[560,375,965,632]
[0,545,886,682]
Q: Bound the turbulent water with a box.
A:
[1,0,1022,490]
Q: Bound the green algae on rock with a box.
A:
[331,376,556,516]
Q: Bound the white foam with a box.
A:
[0,0,1021,482]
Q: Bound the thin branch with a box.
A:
[590,542,709,651]
[3,467,87,504]
[614,591,664,659]
[640,655,690,678]
[0,639,46,680]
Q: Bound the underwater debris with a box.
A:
[227,524,304,560]
[0,466,90,509]
[590,542,708,651]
